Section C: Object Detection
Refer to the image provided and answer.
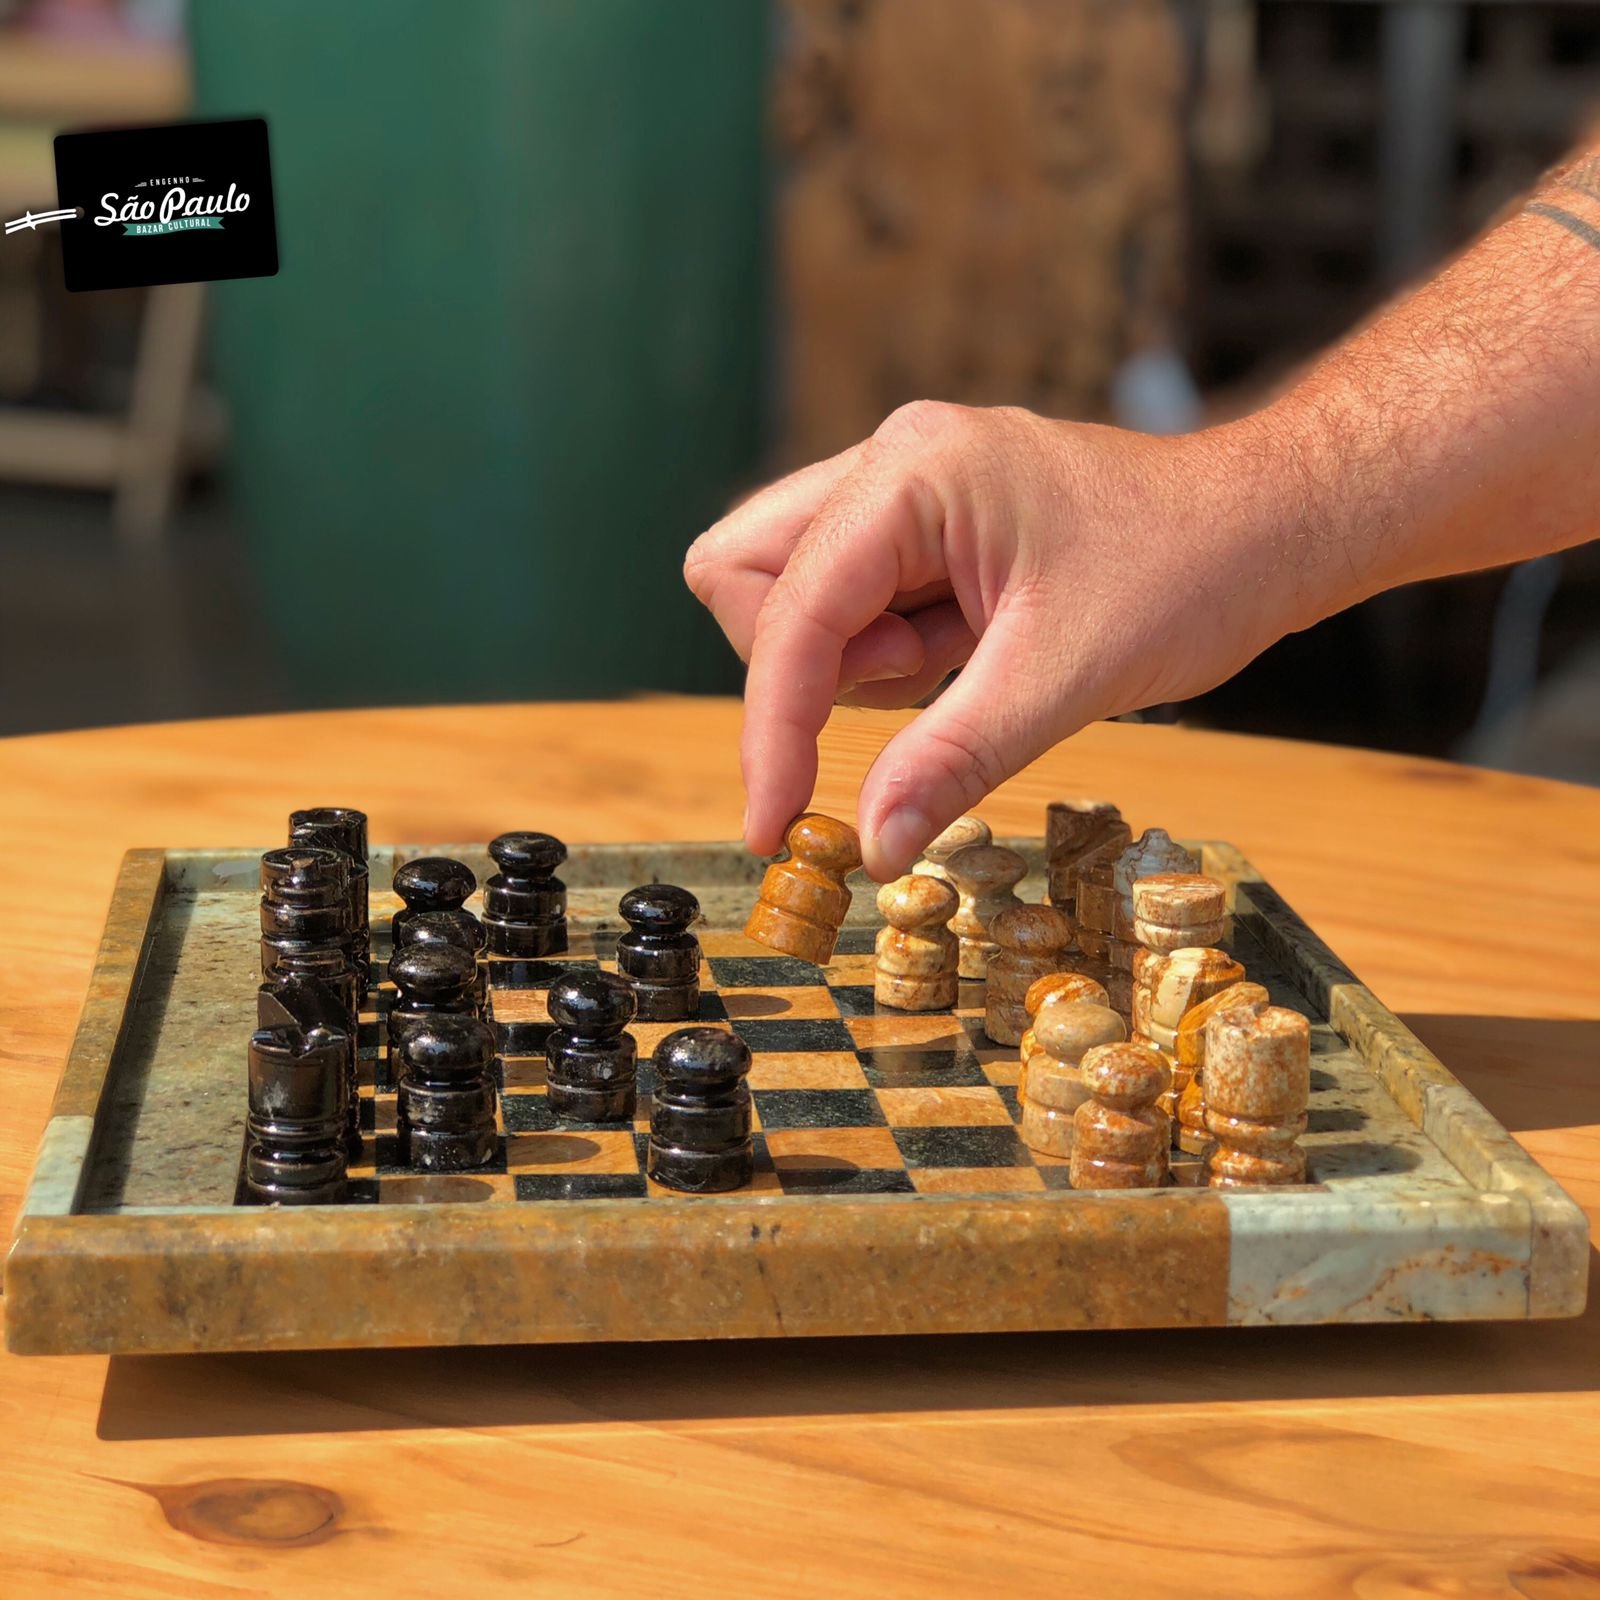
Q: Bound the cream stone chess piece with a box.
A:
[1071,1041,1172,1189]
[1203,1000,1311,1188]
[1019,996,1127,1158]
[873,874,960,1011]
[984,904,1075,1046]
[943,842,1026,981]
[913,815,991,882]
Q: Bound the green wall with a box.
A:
[191,1,766,703]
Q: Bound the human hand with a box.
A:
[684,400,1314,881]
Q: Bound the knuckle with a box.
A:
[873,398,969,452]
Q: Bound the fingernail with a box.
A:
[875,804,932,878]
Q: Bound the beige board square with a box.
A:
[826,953,878,984]
[500,1056,548,1090]
[764,1126,904,1170]
[720,987,842,1021]
[630,1019,736,1058]
[508,1129,641,1176]
[379,1173,517,1206]
[876,1086,1014,1127]
[699,930,774,957]
[745,1052,869,1091]
[981,1059,1021,1088]
[490,989,550,1024]
[909,1167,1047,1195]
[846,1014,972,1050]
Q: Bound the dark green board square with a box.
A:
[893,1126,1031,1168]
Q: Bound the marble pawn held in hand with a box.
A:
[745,813,862,965]
[1019,995,1126,1158]
[874,874,960,1010]
[1070,1040,1172,1190]
[1203,999,1311,1187]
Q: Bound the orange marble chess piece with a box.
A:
[874,874,960,1010]
[984,903,1075,1046]
[1173,980,1269,1153]
[913,814,991,882]
[1018,970,1109,1105]
[944,842,1027,980]
[1203,999,1311,1187]
[745,813,862,965]
[1019,995,1127,1157]
[1070,1040,1172,1189]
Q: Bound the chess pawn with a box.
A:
[1174,980,1269,1154]
[874,874,959,1010]
[244,1024,348,1205]
[943,842,1027,980]
[482,831,568,958]
[390,856,477,955]
[259,845,350,967]
[984,903,1074,1046]
[745,813,862,965]
[913,815,991,881]
[647,1026,754,1192]
[1019,996,1127,1157]
[258,972,361,1163]
[1203,1000,1311,1188]
[395,1013,500,1172]
[1070,1041,1172,1189]
[289,807,371,990]
[1018,971,1110,1104]
[617,884,702,1021]
[393,908,488,1012]
[386,943,479,1067]
[545,971,639,1123]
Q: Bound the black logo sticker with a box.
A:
[53,116,278,293]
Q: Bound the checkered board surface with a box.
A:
[345,923,1082,1205]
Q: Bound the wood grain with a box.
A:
[2,699,1598,1596]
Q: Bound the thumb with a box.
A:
[855,599,1080,879]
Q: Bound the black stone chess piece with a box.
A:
[260,844,350,961]
[545,970,637,1122]
[244,1023,349,1205]
[647,1027,754,1193]
[390,856,477,955]
[387,943,479,1068]
[393,908,488,1011]
[616,884,701,1021]
[258,972,361,1162]
[395,1012,500,1171]
[289,806,370,989]
[482,832,567,958]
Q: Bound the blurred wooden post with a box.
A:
[773,0,1187,465]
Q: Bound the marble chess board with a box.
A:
[5,838,1587,1354]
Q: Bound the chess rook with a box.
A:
[647,1026,754,1192]
[1070,1041,1172,1190]
[545,971,639,1123]
[390,856,477,955]
[617,884,702,1021]
[258,972,361,1162]
[984,903,1075,1045]
[244,1024,348,1205]
[745,813,861,965]
[386,943,479,1068]
[1018,971,1109,1104]
[912,815,991,881]
[1174,980,1269,1153]
[482,831,568,958]
[289,806,370,989]
[943,842,1026,980]
[393,907,488,1012]
[1131,871,1226,957]
[1045,799,1126,918]
[395,1013,500,1172]
[874,874,959,1011]
[259,845,350,965]
[1203,1001,1311,1188]
[1019,996,1127,1157]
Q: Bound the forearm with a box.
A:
[1224,143,1600,632]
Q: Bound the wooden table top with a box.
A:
[2,698,1597,1596]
